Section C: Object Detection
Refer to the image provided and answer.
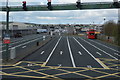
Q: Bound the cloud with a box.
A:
[36,17,58,20]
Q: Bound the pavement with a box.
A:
[0,35,120,80]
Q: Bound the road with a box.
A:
[1,35,120,80]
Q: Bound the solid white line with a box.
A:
[78,51,82,55]
[79,37,118,60]
[67,37,76,68]
[73,37,107,69]
[41,51,45,54]
[90,39,120,53]
[96,52,102,56]
[44,37,62,65]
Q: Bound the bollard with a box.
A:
[10,47,16,59]
[37,42,39,46]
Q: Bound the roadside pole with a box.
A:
[5,3,10,62]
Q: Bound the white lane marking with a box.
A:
[96,52,102,56]
[60,51,63,55]
[0,37,43,53]
[43,37,62,66]
[114,53,120,57]
[78,51,82,55]
[73,37,107,69]
[87,65,92,68]
[58,64,62,67]
[90,39,120,53]
[27,63,33,66]
[41,51,45,54]
[79,37,118,60]
[67,37,76,68]
[22,46,26,48]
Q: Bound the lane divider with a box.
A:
[67,37,76,68]
[42,36,62,67]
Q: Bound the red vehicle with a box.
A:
[86,29,97,39]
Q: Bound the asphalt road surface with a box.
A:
[1,35,120,80]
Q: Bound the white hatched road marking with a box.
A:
[73,37,107,69]
[79,37,118,60]
[114,53,120,57]
[90,39,120,53]
[96,52,102,56]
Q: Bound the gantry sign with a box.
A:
[1,1,120,11]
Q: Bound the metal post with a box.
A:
[5,4,10,62]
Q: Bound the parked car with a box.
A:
[14,33,22,38]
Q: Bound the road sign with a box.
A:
[3,34,11,44]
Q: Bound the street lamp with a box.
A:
[103,18,106,35]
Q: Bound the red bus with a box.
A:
[86,29,97,39]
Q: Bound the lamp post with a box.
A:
[103,18,106,35]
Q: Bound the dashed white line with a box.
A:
[87,65,92,68]
[73,37,107,69]
[22,46,26,48]
[67,37,76,68]
[78,51,82,55]
[40,51,45,54]
[58,64,62,67]
[60,51,63,55]
[114,53,120,57]
[96,52,102,56]
[79,37,118,60]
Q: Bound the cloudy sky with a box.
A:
[0,0,119,24]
